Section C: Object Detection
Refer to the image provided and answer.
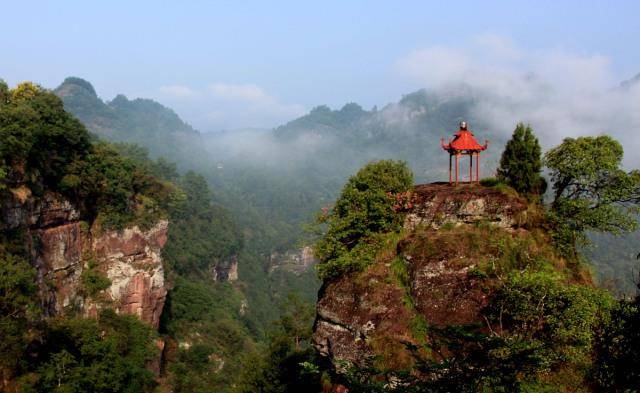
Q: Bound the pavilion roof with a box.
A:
[442,127,488,152]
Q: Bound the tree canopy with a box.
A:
[497,123,546,197]
[544,135,640,250]
[315,160,413,280]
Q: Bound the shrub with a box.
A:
[479,177,503,187]
[81,265,111,298]
[315,160,413,280]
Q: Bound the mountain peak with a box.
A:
[56,76,97,98]
[621,72,640,89]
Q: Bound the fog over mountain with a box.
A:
[115,36,640,172]
[4,2,640,390]
[395,36,640,166]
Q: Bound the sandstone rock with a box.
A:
[404,182,527,230]
[269,245,318,275]
[212,254,238,282]
[314,262,414,367]
[1,189,169,327]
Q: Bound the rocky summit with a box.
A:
[313,182,575,371]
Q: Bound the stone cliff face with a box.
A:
[91,221,168,327]
[269,246,318,275]
[313,183,530,368]
[212,254,239,282]
[2,187,168,328]
[404,182,527,230]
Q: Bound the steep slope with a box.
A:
[0,81,178,391]
[1,187,168,327]
[313,183,610,391]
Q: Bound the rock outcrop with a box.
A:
[404,182,527,230]
[212,254,239,282]
[269,246,318,275]
[1,188,169,327]
[313,183,530,368]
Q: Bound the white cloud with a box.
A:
[157,84,199,99]
[209,83,271,103]
[395,34,640,166]
[149,82,305,131]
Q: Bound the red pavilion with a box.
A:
[441,121,488,184]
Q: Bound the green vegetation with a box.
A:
[545,136,640,254]
[593,286,640,391]
[342,275,613,393]
[235,294,322,393]
[0,76,633,392]
[80,261,111,298]
[0,81,176,230]
[26,310,158,393]
[496,123,547,198]
[0,81,180,391]
[315,160,413,280]
[0,246,39,385]
[1,239,157,392]
[162,171,242,275]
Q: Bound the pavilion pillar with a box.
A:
[476,153,480,183]
[449,154,452,184]
[454,154,459,185]
[469,153,473,183]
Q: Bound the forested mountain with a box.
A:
[2,76,640,392]
[54,77,207,166]
[54,77,640,295]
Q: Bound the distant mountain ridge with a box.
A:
[54,77,205,165]
[620,72,640,89]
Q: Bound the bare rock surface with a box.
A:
[404,182,527,229]
[2,187,169,327]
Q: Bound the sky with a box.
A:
[1,0,639,131]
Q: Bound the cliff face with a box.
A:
[2,187,168,328]
[313,183,534,368]
[212,254,239,282]
[404,182,528,230]
[269,246,318,275]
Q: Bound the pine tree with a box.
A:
[497,123,547,197]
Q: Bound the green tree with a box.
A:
[497,123,546,197]
[315,160,413,280]
[593,291,640,391]
[0,249,39,382]
[33,310,158,393]
[236,294,321,393]
[544,136,640,252]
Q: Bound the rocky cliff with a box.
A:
[2,186,168,327]
[313,183,559,370]
[269,246,318,275]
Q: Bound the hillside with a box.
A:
[0,82,255,392]
[0,81,178,391]
[313,182,611,391]
[54,77,206,166]
[53,77,640,296]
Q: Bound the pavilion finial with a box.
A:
[459,121,467,130]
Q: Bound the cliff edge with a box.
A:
[313,182,588,374]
